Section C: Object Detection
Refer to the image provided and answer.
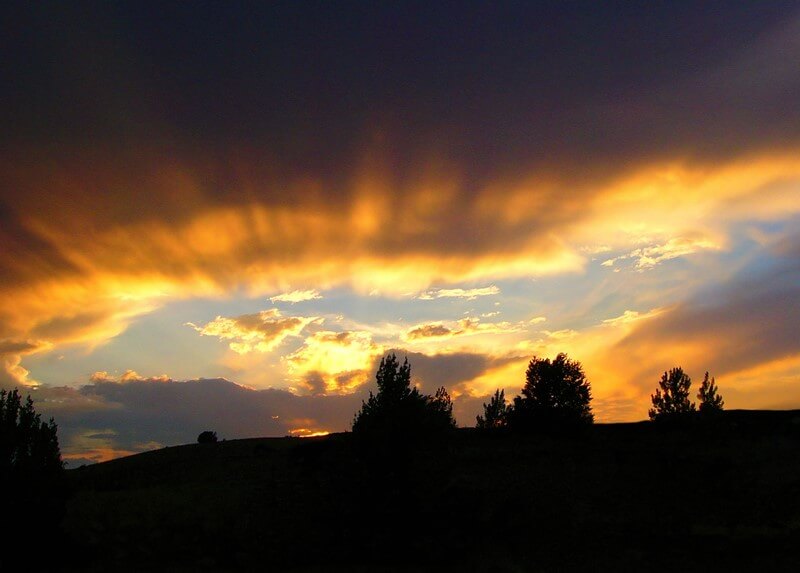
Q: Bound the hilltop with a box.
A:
[60,411,800,572]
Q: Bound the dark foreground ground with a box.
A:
[57,411,800,572]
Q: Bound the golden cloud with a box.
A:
[90,370,172,384]
[0,339,52,388]
[601,236,721,270]
[404,318,527,342]
[0,145,799,396]
[187,309,317,354]
[286,330,381,394]
[406,323,454,340]
[417,286,500,300]
[269,289,323,303]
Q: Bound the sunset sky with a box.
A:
[2,2,799,465]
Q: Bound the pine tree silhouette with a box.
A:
[697,372,724,414]
[476,389,510,429]
[649,367,696,421]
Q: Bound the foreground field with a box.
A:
[62,411,800,571]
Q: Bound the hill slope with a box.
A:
[63,413,800,571]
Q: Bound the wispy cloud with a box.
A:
[601,236,721,270]
[417,286,500,300]
[269,289,322,303]
[601,308,664,328]
[541,329,579,340]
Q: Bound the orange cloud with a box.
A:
[404,317,529,342]
[0,339,52,388]
[187,309,317,354]
[286,331,381,394]
[90,370,172,384]
[1,141,799,408]
[406,323,454,340]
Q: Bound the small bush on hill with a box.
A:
[197,430,218,444]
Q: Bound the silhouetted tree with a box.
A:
[476,389,510,429]
[197,430,218,444]
[352,353,456,436]
[508,354,593,430]
[0,389,65,565]
[0,388,63,477]
[697,372,724,415]
[649,367,696,421]
[428,387,457,430]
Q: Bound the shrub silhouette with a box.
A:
[476,389,510,429]
[649,367,696,421]
[697,371,724,415]
[352,353,456,437]
[508,353,593,430]
[197,430,218,444]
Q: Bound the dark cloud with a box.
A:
[406,324,453,340]
[33,352,516,462]
[296,371,331,396]
[5,3,798,163]
[2,2,798,312]
[36,369,524,464]
[36,378,366,461]
[2,3,798,249]
[0,339,44,355]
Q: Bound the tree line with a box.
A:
[352,352,726,435]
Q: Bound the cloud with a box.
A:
[404,318,526,341]
[374,349,519,395]
[601,309,664,328]
[33,377,366,465]
[405,323,454,340]
[187,309,316,354]
[286,330,381,394]
[632,237,722,270]
[0,339,51,389]
[90,370,172,384]
[604,235,800,405]
[417,286,501,300]
[269,289,322,303]
[601,236,721,270]
[541,329,579,340]
[1,4,799,435]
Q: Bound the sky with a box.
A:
[2,1,799,465]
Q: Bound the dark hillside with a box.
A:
[61,412,800,571]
